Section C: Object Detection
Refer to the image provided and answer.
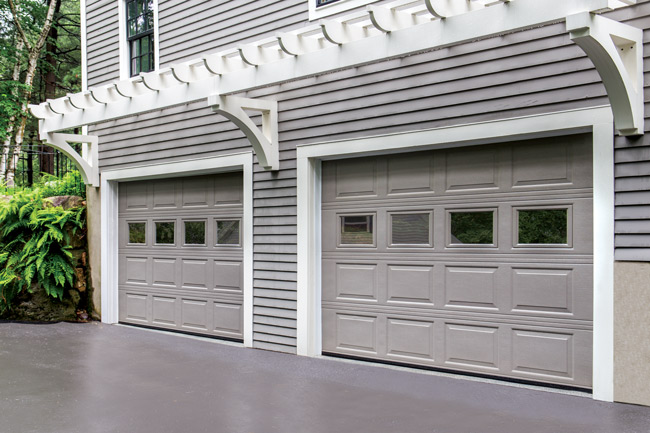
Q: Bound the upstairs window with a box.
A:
[316,0,341,6]
[127,0,154,76]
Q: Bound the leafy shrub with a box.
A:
[38,171,86,199]
[0,188,85,313]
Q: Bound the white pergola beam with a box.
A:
[33,0,631,136]
[567,12,643,136]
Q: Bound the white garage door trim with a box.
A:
[100,151,255,348]
[296,106,614,401]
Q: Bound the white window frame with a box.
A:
[296,106,615,402]
[309,0,381,20]
[118,0,160,80]
[100,152,255,348]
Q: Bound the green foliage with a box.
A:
[451,211,494,244]
[38,171,85,198]
[0,187,85,312]
[518,209,568,244]
[0,80,28,143]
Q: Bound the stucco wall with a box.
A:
[86,186,101,319]
[614,261,650,406]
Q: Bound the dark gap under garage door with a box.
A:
[118,172,244,340]
[321,135,593,389]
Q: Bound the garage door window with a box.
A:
[128,222,146,244]
[184,220,206,245]
[390,212,431,246]
[517,208,569,245]
[216,220,240,245]
[340,214,375,246]
[449,210,495,246]
[155,221,175,245]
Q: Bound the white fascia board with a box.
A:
[40,0,617,134]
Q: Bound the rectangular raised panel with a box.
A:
[182,259,209,289]
[214,261,242,291]
[445,267,498,309]
[182,177,209,207]
[152,180,176,209]
[387,318,434,361]
[512,268,572,314]
[181,299,208,331]
[213,303,243,335]
[512,330,573,378]
[445,324,499,369]
[387,265,434,305]
[335,159,377,197]
[152,296,176,325]
[125,257,148,285]
[336,314,377,353]
[152,258,177,287]
[446,147,498,191]
[125,293,148,321]
[335,264,377,300]
[512,142,572,187]
[388,154,433,194]
[125,182,148,210]
[214,173,243,205]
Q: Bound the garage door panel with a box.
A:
[387,154,435,195]
[445,147,501,192]
[444,266,499,310]
[386,318,435,362]
[119,173,244,340]
[386,265,435,305]
[322,136,593,388]
[152,296,177,326]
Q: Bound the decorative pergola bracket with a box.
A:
[567,12,643,136]
[41,132,99,187]
[208,96,279,171]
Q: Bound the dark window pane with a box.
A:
[518,209,568,244]
[127,1,137,20]
[450,211,494,244]
[217,220,240,245]
[185,221,205,245]
[128,20,136,38]
[317,0,341,6]
[155,222,175,244]
[392,213,430,245]
[341,215,373,245]
[128,222,146,244]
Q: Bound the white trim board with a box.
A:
[100,152,255,348]
[296,106,615,402]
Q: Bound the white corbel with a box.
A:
[567,12,643,136]
[40,132,99,187]
[208,95,279,171]
[425,0,483,19]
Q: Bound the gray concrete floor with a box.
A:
[1,322,649,433]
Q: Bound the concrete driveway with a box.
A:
[1,322,649,433]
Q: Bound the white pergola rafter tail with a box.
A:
[41,133,99,187]
[209,95,279,171]
[28,0,641,182]
[567,12,643,136]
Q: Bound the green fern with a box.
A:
[0,188,85,312]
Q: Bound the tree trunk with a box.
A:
[0,39,25,182]
[5,0,59,186]
[40,0,63,177]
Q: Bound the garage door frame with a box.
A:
[100,152,255,347]
[296,106,615,401]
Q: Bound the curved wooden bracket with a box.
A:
[567,12,643,136]
[41,132,99,187]
[208,95,279,171]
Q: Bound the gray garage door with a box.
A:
[119,172,244,340]
[322,135,593,388]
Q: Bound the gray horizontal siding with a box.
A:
[86,0,119,88]
[158,0,307,67]
[91,1,650,351]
